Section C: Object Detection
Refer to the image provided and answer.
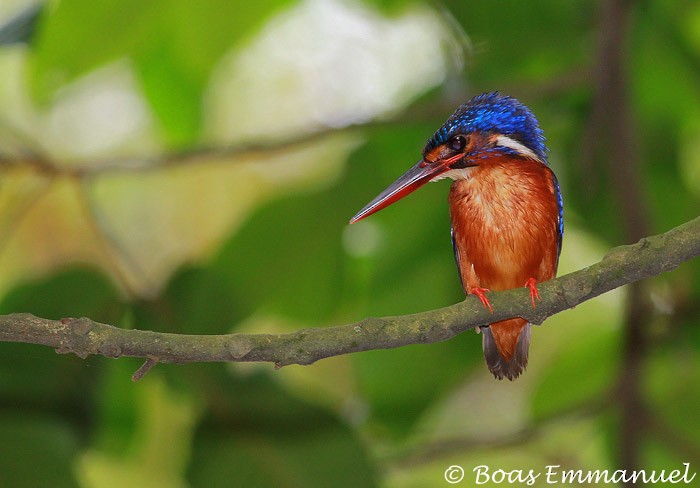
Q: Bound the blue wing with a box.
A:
[551,171,564,260]
[451,225,466,293]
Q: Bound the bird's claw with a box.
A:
[525,278,540,309]
[470,287,493,313]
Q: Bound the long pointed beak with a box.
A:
[349,159,450,224]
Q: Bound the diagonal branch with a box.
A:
[0,216,699,375]
[0,99,453,178]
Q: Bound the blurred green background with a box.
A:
[0,0,698,487]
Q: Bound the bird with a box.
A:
[349,92,563,380]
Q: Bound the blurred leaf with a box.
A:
[644,346,700,456]
[133,38,202,146]
[30,0,294,143]
[212,187,349,324]
[87,160,271,296]
[78,374,199,488]
[29,0,154,101]
[443,0,595,84]
[135,184,351,335]
[164,0,294,82]
[636,0,700,123]
[632,5,700,234]
[532,328,620,422]
[0,266,121,320]
[131,0,295,146]
[90,360,141,456]
[600,346,700,475]
[641,442,696,477]
[137,266,250,335]
[353,335,479,435]
[0,413,80,488]
[188,370,377,488]
[190,429,376,488]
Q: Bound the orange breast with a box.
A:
[449,158,560,292]
[450,158,560,364]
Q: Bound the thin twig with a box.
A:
[131,357,158,382]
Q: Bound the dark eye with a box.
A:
[449,135,467,151]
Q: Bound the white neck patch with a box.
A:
[494,135,543,163]
[430,167,476,182]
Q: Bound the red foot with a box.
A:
[525,277,540,309]
[470,287,493,313]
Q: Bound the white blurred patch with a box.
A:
[339,396,370,426]
[431,167,475,181]
[207,0,457,142]
[0,0,34,22]
[650,288,674,315]
[46,62,155,160]
[342,219,383,258]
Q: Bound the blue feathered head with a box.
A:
[425,92,548,163]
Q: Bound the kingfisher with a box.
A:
[350,92,563,380]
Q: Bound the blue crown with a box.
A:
[425,92,548,162]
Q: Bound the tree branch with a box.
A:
[1,216,699,373]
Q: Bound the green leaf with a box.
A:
[78,374,200,488]
[644,347,700,453]
[443,0,596,84]
[532,328,620,422]
[0,413,80,488]
[29,0,295,143]
[163,0,295,83]
[136,265,251,335]
[599,347,700,474]
[0,267,121,320]
[353,334,480,435]
[131,0,295,146]
[133,37,203,147]
[134,183,351,336]
[187,370,377,488]
[212,187,349,324]
[90,360,142,456]
[29,0,156,101]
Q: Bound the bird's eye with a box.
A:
[449,135,467,152]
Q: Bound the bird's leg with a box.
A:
[470,287,493,313]
[525,277,540,308]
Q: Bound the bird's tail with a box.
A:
[481,318,530,381]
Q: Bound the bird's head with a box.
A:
[350,92,548,223]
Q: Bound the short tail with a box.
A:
[481,318,531,381]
